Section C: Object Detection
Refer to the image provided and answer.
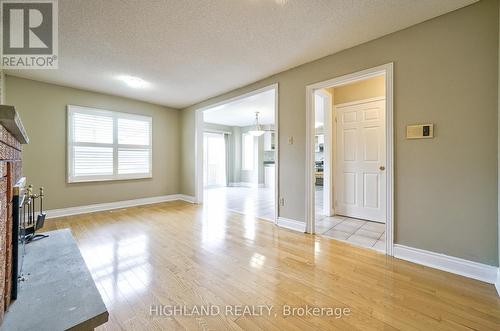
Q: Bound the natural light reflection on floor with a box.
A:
[243,213,256,240]
[201,197,228,247]
[250,252,266,269]
[314,240,322,256]
[80,233,150,304]
[201,186,275,243]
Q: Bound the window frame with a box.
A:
[241,132,254,171]
[67,105,153,183]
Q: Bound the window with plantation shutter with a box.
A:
[67,105,152,183]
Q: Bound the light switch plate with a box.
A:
[406,124,434,139]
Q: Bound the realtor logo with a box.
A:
[0,0,58,69]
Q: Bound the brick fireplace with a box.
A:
[0,127,22,323]
[0,106,27,324]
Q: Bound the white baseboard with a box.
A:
[46,194,195,219]
[177,194,197,203]
[394,244,498,284]
[277,217,306,233]
[228,182,265,188]
[495,270,500,296]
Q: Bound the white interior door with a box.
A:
[335,99,386,223]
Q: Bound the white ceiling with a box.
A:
[6,0,477,109]
[204,89,275,127]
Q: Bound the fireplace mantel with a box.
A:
[0,105,28,144]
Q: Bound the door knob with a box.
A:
[379,166,385,171]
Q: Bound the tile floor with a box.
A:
[315,215,386,252]
[204,186,275,221]
[315,185,324,214]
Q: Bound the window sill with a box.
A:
[67,174,152,184]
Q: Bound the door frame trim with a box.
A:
[334,96,386,109]
[194,83,280,225]
[305,63,394,256]
[315,89,334,217]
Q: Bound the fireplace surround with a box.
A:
[0,105,28,324]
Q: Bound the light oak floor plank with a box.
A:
[44,201,500,330]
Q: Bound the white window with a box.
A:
[67,105,152,183]
[242,133,254,171]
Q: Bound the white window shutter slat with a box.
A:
[68,105,152,182]
[118,148,150,175]
[118,118,150,145]
[73,146,113,175]
[73,112,113,144]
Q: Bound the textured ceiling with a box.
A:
[204,89,275,127]
[6,0,477,108]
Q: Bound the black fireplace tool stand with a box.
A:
[23,186,48,243]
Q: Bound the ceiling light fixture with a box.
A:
[116,75,150,89]
[249,112,265,136]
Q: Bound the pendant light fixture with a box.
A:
[249,112,265,136]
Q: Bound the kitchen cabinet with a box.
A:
[264,165,275,188]
[315,134,324,152]
[264,131,275,151]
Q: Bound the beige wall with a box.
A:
[180,109,196,196]
[0,70,5,104]
[332,76,385,105]
[5,76,180,210]
[181,0,499,266]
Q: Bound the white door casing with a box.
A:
[335,98,386,223]
[305,63,394,255]
[314,90,333,217]
[195,84,280,224]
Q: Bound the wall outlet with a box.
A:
[288,136,294,145]
[279,197,285,206]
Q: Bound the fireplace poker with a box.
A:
[35,187,46,231]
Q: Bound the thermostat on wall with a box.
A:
[406,124,434,139]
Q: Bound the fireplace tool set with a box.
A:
[21,185,48,243]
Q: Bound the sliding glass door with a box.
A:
[203,132,227,187]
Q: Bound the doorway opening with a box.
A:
[195,84,278,223]
[306,64,394,255]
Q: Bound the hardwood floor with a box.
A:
[44,201,500,330]
[204,186,275,222]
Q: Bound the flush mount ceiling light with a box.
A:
[249,112,265,136]
[116,75,150,89]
